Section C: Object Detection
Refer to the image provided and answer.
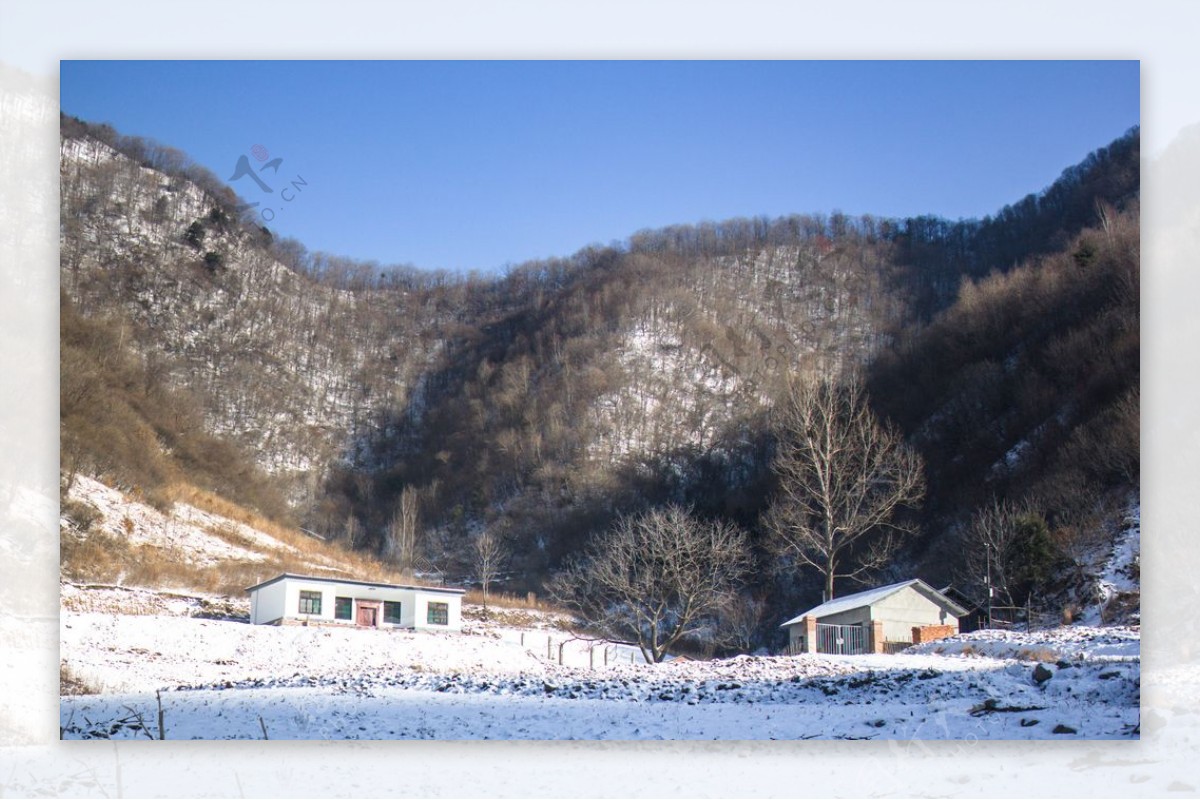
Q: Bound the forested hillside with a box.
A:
[60,115,1139,644]
[871,204,1138,599]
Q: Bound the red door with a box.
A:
[356,604,378,627]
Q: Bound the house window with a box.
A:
[334,597,352,621]
[383,601,403,624]
[298,590,322,615]
[426,601,449,626]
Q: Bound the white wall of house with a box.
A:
[250,577,288,624]
[412,589,462,631]
[248,576,463,631]
[870,587,959,643]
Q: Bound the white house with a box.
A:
[247,573,465,632]
[780,579,967,655]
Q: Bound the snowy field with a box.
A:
[60,608,1139,741]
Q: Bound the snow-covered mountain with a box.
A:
[61,135,442,487]
[60,118,1141,626]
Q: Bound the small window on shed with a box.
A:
[334,596,352,620]
[383,601,403,624]
[299,590,322,615]
[426,601,449,626]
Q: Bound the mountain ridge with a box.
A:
[60,116,1139,637]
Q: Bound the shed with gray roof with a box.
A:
[780,579,967,654]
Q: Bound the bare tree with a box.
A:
[550,505,751,663]
[715,594,766,654]
[958,498,1024,608]
[385,485,421,578]
[473,525,511,617]
[343,514,362,549]
[765,373,924,600]
[957,497,1056,609]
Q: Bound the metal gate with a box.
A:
[815,623,868,655]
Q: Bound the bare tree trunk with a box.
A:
[474,527,511,618]
[386,485,421,578]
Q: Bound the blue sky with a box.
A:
[60,60,1140,274]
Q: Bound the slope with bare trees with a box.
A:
[60,115,1140,646]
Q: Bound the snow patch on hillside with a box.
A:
[61,475,354,581]
[1080,499,1141,625]
[1101,502,1141,594]
[64,476,279,566]
[588,318,745,460]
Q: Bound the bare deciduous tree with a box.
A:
[550,504,751,663]
[343,514,362,549]
[715,595,766,654]
[473,525,511,617]
[958,497,1025,608]
[766,373,924,600]
[385,485,421,578]
[958,497,1056,609]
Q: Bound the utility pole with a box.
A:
[985,542,994,629]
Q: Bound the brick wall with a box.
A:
[911,624,957,644]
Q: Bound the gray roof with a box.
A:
[245,572,464,596]
[780,579,968,627]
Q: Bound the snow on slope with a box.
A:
[64,475,287,566]
[61,475,359,582]
[61,136,421,478]
[1084,500,1141,625]
[588,319,745,460]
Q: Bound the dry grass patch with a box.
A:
[462,589,557,612]
[60,662,98,696]
[1014,647,1059,663]
[62,527,229,594]
[203,521,263,552]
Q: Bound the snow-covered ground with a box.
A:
[61,604,1139,740]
